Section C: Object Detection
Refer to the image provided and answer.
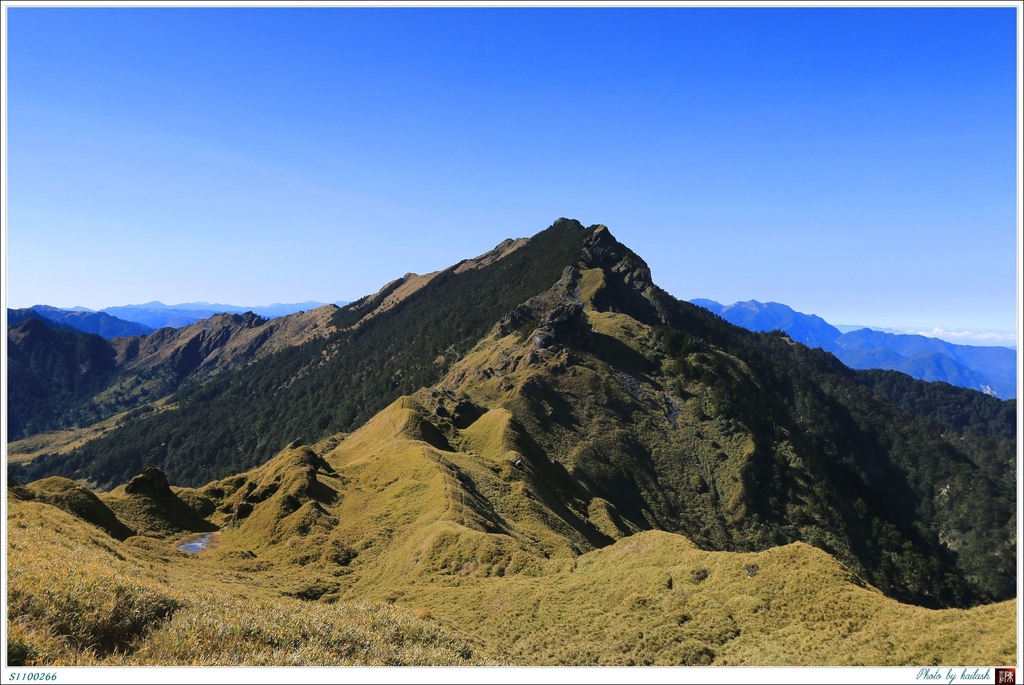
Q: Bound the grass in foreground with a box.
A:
[6,498,488,667]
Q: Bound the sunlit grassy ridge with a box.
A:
[6,498,489,667]
[403,532,1014,666]
[7,479,1014,667]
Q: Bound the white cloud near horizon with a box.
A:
[913,327,1018,348]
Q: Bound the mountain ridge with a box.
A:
[8,219,1016,613]
[5,306,343,442]
[6,222,583,457]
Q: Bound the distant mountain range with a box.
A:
[691,299,1016,399]
[8,305,155,339]
[7,301,347,338]
[101,301,344,329]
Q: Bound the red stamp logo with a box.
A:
[996,668,1016,685]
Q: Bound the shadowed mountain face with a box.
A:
[6,307,343,442]
[690,299,1017,399]
[8,220,1016,613]
[7,318,121,439]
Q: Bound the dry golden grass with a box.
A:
[7,500,180,664]
[6,496,488,667]
[350,530,1015,666]
[123,596,481,666]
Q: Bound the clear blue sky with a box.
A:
[4,6,1019,345]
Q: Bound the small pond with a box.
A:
[178,533,212,553]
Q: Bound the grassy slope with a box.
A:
[7,477,1014,667]
[387,532,1016,666]
[6,496,488,667]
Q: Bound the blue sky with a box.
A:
[3,6,1019,346]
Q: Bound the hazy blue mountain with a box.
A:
[101,301,343,329]
[691,299,1016,399]
[894,352,996,392]
[955,345,1018,383]
[7,308,79,332]
[833,329,1017,399]
[837,328,967,358]
[834,324,904,335]
[8,306,153,339]
[833,345,907,370]
[97,306,212,329]
[691,299,842,349]
[23,305,155,339]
